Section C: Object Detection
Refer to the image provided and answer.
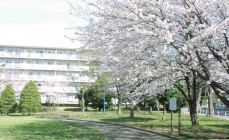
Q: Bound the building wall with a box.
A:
[0,45,97,104]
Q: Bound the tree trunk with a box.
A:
[149,106,152,114]
[162,103,166,121]
[130,99,134,119]
[137,106,140,113]
[115,84,122,115]
[196,86,203,111]
[82,93,85,112]
[53,102,56,111]
[114,97,117,111]
[207,86,215,117]
[189,101,199,126]
[190,71,199,126]
[156,99,160,113]
[117,93,122,115]
[211,84,229,108]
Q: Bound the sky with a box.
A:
[0,0,83,48]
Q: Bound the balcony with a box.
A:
[0,73,94,83]
[0,63,90,72]
[0,52,90,61]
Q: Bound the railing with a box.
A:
[0,52,90,61]
[182,107,229,119]
[0,64,90,72]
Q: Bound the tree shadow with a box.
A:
[64,107,82,112]
[7,114,31,117]
[204,124,229,131]
[100,116,155,123]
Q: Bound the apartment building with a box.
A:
[0,45,97,104]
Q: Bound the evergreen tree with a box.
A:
[19,81,41,115]
[0,84,17,115]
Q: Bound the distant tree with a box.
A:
[76,77,114,111]
[91,77,114,111]
[90,90,113,111]
[145,99,157,114]
[76,86,93,111]
[0,84,17,115]
[158,87,187,121]
[19,81,41,115]
[122,93,130,110]
[163,88,187,109]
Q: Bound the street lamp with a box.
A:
[103,78,106,112]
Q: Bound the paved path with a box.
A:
[65,119,177,140]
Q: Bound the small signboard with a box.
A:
[169,98,177,110]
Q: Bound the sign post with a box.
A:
[169,98,177,134]
[178,101,181,136]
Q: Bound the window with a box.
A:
[47,50,55,54]
[28,72,33,75]
[6,49,13,52]
[5,60,11,63]
[37,73,41,79]
[57,62,62,65]
[68,52,73,55]
[28,72,33,79]
[36,61,41,64]
[67,63,70,69]
[47,72,54,76]
[57,51,63,54]
[48,61,53,65]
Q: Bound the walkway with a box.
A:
[65,119,177,140]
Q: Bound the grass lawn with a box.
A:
[0,114,108,140]
[40,107,229,139]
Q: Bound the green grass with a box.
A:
[0,114,108,140]
[1,107,228,139]
[40,107,229,139]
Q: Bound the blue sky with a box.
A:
[0,0,83,48]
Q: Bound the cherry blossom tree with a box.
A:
[69,0,228,125]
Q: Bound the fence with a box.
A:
[182,107,229,119]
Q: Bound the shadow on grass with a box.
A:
[64,107,82,112]
[205,124,229,130]
[100,116,155,123]
[5,120,107,140]
[64,108,98,112]
[176,124,229,139]
[8,114,29,117]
